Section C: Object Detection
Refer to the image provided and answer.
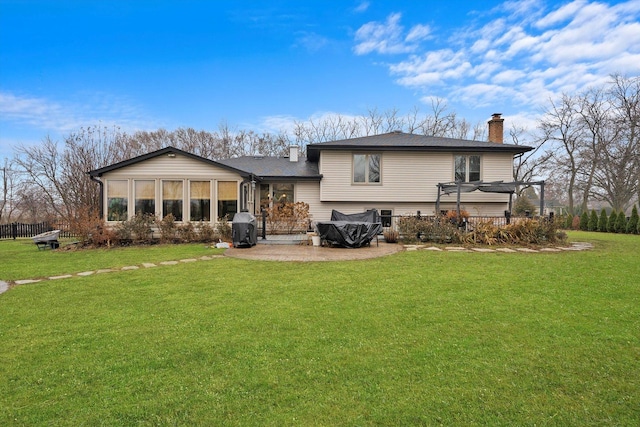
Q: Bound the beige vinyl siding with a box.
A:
[319,150,449,202]
[101,153,241,180]
[316,150,513,216]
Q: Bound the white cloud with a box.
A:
[357,1,640,116]
[354,1,370,13]
[353,13,430,55]
[0,91,155,137]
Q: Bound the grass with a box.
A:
[1,232,639,425]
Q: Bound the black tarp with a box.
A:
[232,212,257,247]
[316,210,382,248]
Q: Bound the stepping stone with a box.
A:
[495,248,517,253]
[77,271,95,276]
[540,248,562,252]
[199,256,213,260]
[423,246,443,251]
[14,279,42,285]
[516,248,539,253]
[180,258,198,263]
[49,274,73,280]
[121,266,139,271]
[0,281,7,294]
[445,247,468,251]
[142,263,157,268]
[472,248,495,252]
[96,269,116,274]
[406,247,418,251]
[160,261,179,266]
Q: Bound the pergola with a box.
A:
[436,180,546,218]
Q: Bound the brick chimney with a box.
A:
[488,113,504,144]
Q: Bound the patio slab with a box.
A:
[225,243,403,262]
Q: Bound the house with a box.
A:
[89,114,532,227]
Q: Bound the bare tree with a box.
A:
[539,94,584,214]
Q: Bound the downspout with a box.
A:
[89,174,104,219]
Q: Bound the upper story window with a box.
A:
[353,154,381,184]
[454,155,481,182]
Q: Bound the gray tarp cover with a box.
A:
[232,212,257,247]
[316,210,383,248]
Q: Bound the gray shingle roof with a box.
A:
[306,131,532,161]
[218,156,321,180]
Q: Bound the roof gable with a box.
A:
[88,146,250,177]
[306,131,532,161]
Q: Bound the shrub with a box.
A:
[615,211,627,233]
[579,211,589,231]
[215,216,232,241]
[598,209,608,232]
[397,215,460,244]
[571,215,581,230]
[156,214,177,243]
[265,201,310,234]
[608,210,618,233]
[114,213,155,244]
[69,211,117,247]
[176,222,198,243]
[626,205,639,234]
[588,210,599,231]
[197,222,216,242]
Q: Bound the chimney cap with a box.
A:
[491,113,503,119]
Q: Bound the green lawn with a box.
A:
[1,233,639,426]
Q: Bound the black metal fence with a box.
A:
[0,222,73,240]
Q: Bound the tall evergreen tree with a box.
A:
[565,213,574,229]
[615,210,627,233]
[627,205,639,234]
[608,210,618,232]
[579,211,589,231]
[598,209,608,232]
[588,210,599,231]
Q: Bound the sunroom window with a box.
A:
[107,180,128,221]
[218,181,238,221]
[190,181,211,221]
[353,154,381,184]
[163,180,183,221]
[135,180,155,216]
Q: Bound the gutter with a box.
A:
[89,174,104,219]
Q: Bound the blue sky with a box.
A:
[1,0,639,160]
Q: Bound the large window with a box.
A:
[259,183,295,209]
[135,180,155,216]
[454,155,481,182]
[273,183,294,204]
[190,181,211,221]
[353,154,381,184]
[218,181,238,220]
[107,180,128,221]
[163,180,183,221]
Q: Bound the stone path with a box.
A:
[402,241,593,253]
[0,255,225,294]
[0,242,593,295]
